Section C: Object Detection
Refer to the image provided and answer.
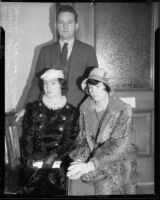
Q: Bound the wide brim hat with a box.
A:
[81,68,112,94]
[41,69,64,81]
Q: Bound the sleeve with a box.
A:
[89,105,137,170]
[69,113,91,162]
[21,103,36,160]
[87,46,99,68]
[55,109,80,159]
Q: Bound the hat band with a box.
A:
[88,75,109,85]
[41,74,64,80]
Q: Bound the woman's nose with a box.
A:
[90,86,96,93]
[46,83,51,89]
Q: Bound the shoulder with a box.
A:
[64,103,79,114]
[109,94,132,116]
[75,40,95,51]
[80,97,94,114]
[40,41,59,52]
[25,100,43,112]
[59,103,79,122]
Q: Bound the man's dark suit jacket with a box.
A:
[25,39,98,107]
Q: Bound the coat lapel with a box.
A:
[96,95,122,144]
[80,98,96,151]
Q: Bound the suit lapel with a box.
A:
[52,41,61,68]
[69,40,80,73]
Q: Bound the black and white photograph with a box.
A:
[1,0,160,198]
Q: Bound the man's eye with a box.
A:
[58,21,63,25]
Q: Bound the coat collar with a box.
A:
[80,93,123,115]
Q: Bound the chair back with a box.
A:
[5,112,23,169]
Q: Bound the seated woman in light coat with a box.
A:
[18,69,79,195]
[67,67,138,195]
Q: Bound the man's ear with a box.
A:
[75,23,79,31]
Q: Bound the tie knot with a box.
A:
[62,43,68,54]
[63,43,68,48]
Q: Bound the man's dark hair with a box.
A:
[86,79,111,93]
[56,5,78,23]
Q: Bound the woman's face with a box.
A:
[88,82,108,103]
[43,78,62,98]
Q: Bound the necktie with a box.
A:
[61,43,68,66]
[60,43,68,78]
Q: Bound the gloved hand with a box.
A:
[67,161,95,180]
[42,151,58,168]
[67,170,82,180]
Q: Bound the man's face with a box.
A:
[57,11,78,41]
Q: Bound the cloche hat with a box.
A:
[81,68,111,93]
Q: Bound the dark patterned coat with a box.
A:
[19,99,79,195]
[69,94,138,195]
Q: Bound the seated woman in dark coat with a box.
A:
[18,69,79,196]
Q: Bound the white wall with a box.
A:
[1,2,55,112]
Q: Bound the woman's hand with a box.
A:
[67,170,82,180]
[67,161,95,180]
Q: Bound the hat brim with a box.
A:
[81,76,111,94]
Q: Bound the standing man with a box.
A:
[16,4,98,120]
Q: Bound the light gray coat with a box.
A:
[69,94,138,195]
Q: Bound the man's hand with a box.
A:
[15,109,25,122]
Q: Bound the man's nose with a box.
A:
[63,23,68,29]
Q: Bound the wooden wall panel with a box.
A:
[75,3,94,47]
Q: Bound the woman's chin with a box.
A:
[46,94,56,98]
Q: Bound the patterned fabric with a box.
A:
[19,99,79,195]
[69,94,138,195]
